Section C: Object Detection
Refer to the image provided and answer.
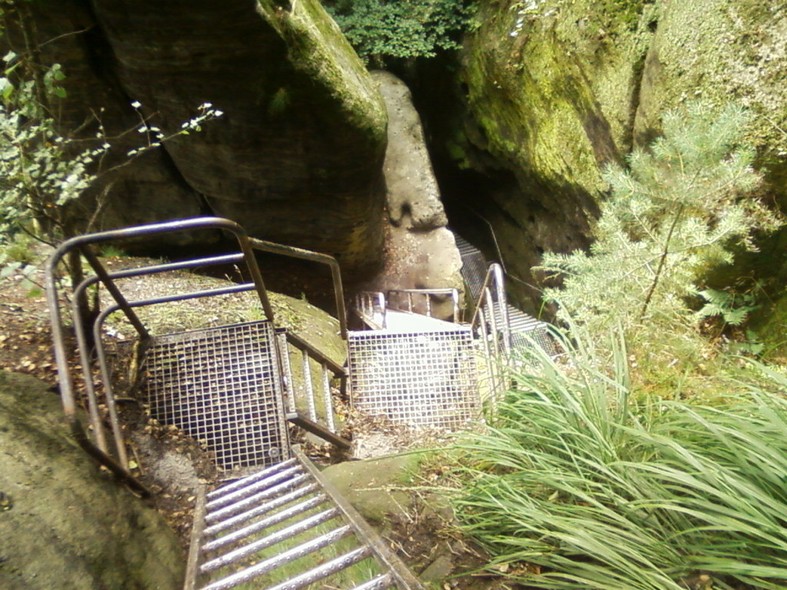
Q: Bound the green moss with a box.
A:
[459,0,655,197]
[322,453,425,525]
[635,0,787,169]
[455,0,785,322]
[267,86,291,116]
[752,292,787,362]
[446,138,470,169]
[0,373,183,590]
[257,0,387,144]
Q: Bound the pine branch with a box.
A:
[638,204,684,321]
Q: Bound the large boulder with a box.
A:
[0,0,206,247]
[441,0,786,308]
[359,71,463,315]
[0,372,183,590]
[2,0,388,272]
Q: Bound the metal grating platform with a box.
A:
[142,321,290,471]
[348,329,480,430]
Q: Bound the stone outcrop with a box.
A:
[3,0,388,272]
[358,72,463,318]
[437,0,786,310]
[0,372,183,590]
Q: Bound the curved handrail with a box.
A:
[468,262,511,354]
[248,237,348,340]
[46,217,274,421]
[69,252,248,458]
[45,217,275,491]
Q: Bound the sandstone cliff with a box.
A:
[439,0,786,314]
[2,0,388,272]
[0,372,183,590]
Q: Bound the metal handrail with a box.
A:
[467,262,513,409]
[386,288,461,323]
[248,237,348,340]
[46,217,273,421]
[354,291,387,329]
[46,216,350,491]
[46,218,274,493]
[456,204,544,293]
[70,252,249,458]
[469,262,511,354]
[283,330,351,449]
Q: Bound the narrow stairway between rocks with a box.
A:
[46,217,556,590]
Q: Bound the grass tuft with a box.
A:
[451,332,787,590]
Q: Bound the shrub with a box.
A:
[538,102,781,350]
[325,0,476,63]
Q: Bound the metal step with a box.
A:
[185,447,423,590]
[454,234,481,258]
[454,235,487,302]
[455,234,556,355]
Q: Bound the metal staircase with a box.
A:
[455,235,556,355]
[45,218,554,590]
[185,447,422,590]
[46,218,423,590]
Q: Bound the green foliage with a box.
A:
[267,87,291,117]
[695,287,759,327]
[0,50,105,272]
[325,0,476,63]
[452,337,787,590]
[98,244,127,258]
[538,102,782,347]
[0,50,221,267]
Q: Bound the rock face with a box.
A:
[359,72,463,317]
[3,0,388,272]
[437,0,786,309]
[0,372,183,590]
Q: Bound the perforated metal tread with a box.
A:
[348,328,480,430]
[142,321,290,471]
[454,235,487,302]
[456,234,557,355]
[185,448,423,590]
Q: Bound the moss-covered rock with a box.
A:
[633,0,787,294]
[0,372,183,590]
[322,453,424,527]
[450,0,785,311]
[258,0,388,144]
[447,0,658,309]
